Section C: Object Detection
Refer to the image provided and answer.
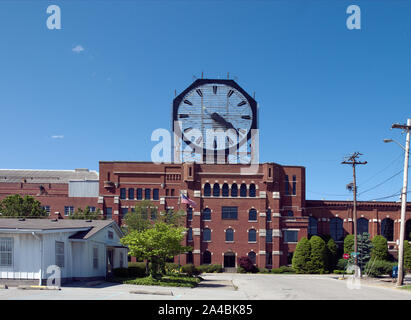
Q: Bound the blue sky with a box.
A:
[0,0,410,201]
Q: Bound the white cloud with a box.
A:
[72,45,84,53]
[51,135,64,139]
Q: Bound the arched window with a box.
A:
[187,252,193,264]
[203,250,211,264]
[248,251,256,264]
[240,184,247,197]
[248,229,257,242]
[308,217,318,237]
[406,219,411,241]
[213,183,220,197]
[248,209,257,221]
[226,228,234,242]
[249,184,256,197]
[357,218,369,235]
[202,208,211,221]
[231,184,238,197]
[330,217,344,241]
[222,183,229,197]
[204,183,211,197]
[203,228,211,242]
[381,218,394,241]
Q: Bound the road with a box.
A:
[0,274,410,300]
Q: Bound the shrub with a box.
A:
[404,241,411,271]
[365,259,397,277]
[337,258,348,270]
[128,262,147,278]
[165,263,179,274]
[292,237,311,274]
[197,264,223,273]
[237,266,246,273]
[270,266,296,274]
[259,268,271,273]
[238,257,258,273]
[371,235,389,261]
[113,267,129,278]
[326,238,338,272]
[333,269,354,275]
[181,264,201,276]
[344,234,354,254]
[309,236,327,273]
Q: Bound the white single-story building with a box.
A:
[0,218,128,285]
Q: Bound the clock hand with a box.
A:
[211,113,239,134]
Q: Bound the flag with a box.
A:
[180,194,196,207]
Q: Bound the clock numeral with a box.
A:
[241,115,251,120]
[238,128,247,135]
[227,90,234,97]
[237,100,247,106]
[179,114,189,118]
[196,136,203,144]
[184,127,193,132]
[183,99,193,105]
[227,136,234,145]
[213,86,217,94]
[196,89,203,97]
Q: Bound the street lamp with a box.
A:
[384,118,411,286]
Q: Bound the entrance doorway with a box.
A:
[224,252,236,268]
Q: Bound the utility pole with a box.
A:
[391,119,411,286]
[342,152,367,277]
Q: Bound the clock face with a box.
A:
[176,83,253,151]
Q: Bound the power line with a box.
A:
[357,169,404,196]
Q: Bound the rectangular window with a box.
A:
[266,229,273,243]
[121,208,128,218]
[153,189,159,200]
[64,206,74,216]
[145,189,151,200]
[93,247,98,269]
[171,189,175,196]
[0,238,13,267]
[108,230,113,240]
[137,188,143,200]
[188,228,193,241]
[284,230,298,243]
[267,209,272,222]
[106,207,112,220]
[128,188,134,200]
[55,241,64,268]
[120,188,126,199]
[120,252,124,268]
[222,206,238,220]
[89,206,96,212]
[43,206,50,215]
[285,175,290,195]
[292,175,296,195]
[187,207,193,221]
[166,189,169,196]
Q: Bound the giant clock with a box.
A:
[172,79,258,153]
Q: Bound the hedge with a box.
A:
[181,264,201,276]
[365,260,397,277]
[196,264,223,273]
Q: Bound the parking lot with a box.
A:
[1,273,411,300]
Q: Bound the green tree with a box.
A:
[292,237,311,274]
[404,241,411,271]
[357,233,372,271]
[158,208,186,227]
[69,206,101,220]
[0,194,47,217]
[326,238,338,271]
[123,200,155,233]
[309,236,327,273]
[371,235,388,261]
[120,222,192,278]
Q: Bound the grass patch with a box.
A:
[113,274,202,288]
[399,285,411,290]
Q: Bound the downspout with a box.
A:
[32,232,43,286]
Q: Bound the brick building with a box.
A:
[0,169,99,219]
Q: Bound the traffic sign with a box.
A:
[351,252,359,257]
[343,254,350,259]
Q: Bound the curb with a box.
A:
[17,285,61,290]
[85,280,105,287]
[130,289,173,296]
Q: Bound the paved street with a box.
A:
[0,274,411,300]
